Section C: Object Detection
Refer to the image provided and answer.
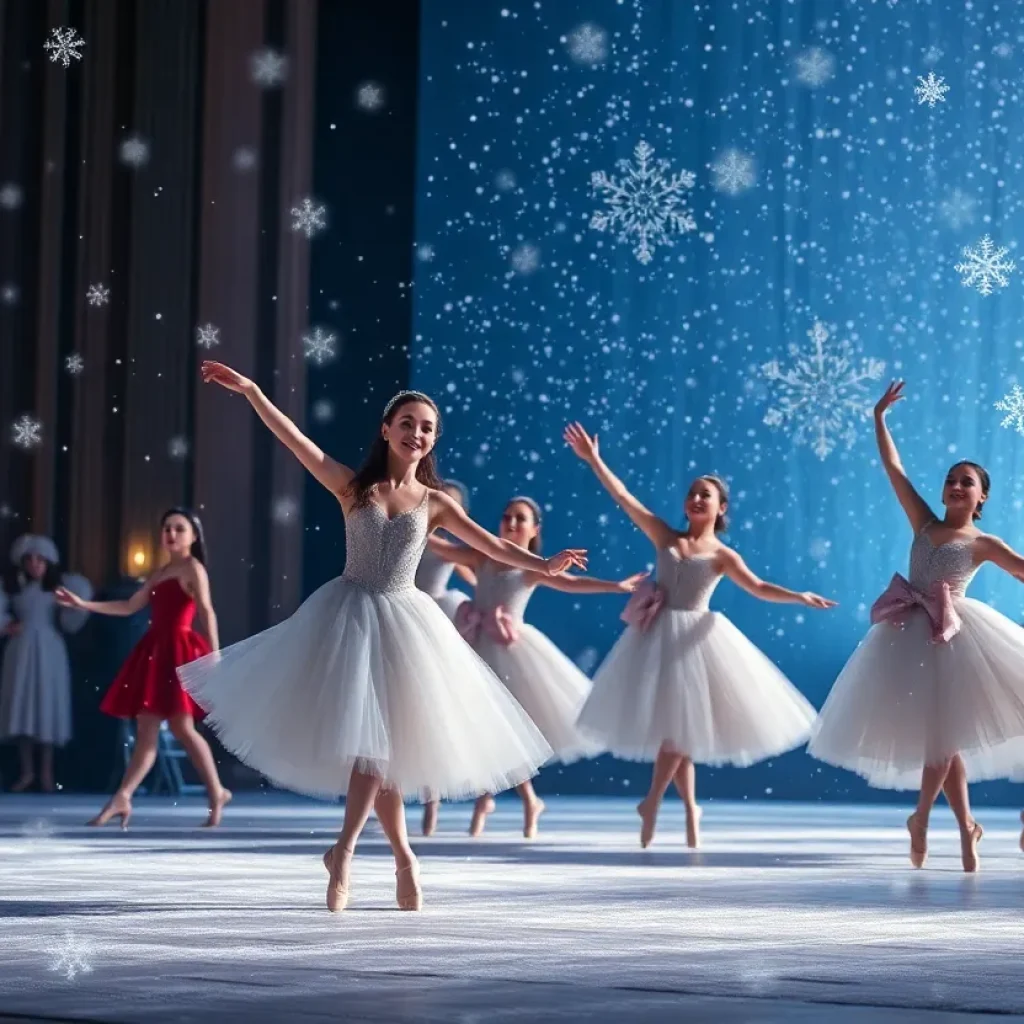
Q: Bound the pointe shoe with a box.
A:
[469,796,495,838]
[9,774,35,793]
[203,789,232,828]
[88,793,132,830]
[422,801,439,837]
[395,862,423,911]
[906,813,928,869]
[686,805,703,849]
[322,843,353,913]
[960,821,983,874]
[637,799,658,849]
[523,799,546,840]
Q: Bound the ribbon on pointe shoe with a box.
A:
[620,579,666,633]
[870,573,961,644]
[454,602,519,646]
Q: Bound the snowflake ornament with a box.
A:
[44,27,85,68]
[565,23,608,65]
[195,323,220,349]
[64,354,84,376]
[590,140,697,265]
[46,931,94,980]
[914,71,949,107]
[11,415,43,450]
[0,183,23,210]
[711,149,756,195]
[290,197,327,239]
[302,326,338,366]
[250,48,288,88]
[995,384,1024,435]
[355,81,387,112]
[86,283,110,307]
[794,47,835,87]
[955,235,1015,296]
[760,321,886,460]
[119,136,150,168]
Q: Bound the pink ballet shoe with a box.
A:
[637,799,658,849]
[88,793,132,830]
[422,801,439,837]
[323,843,354,913]
[203,789,232,828]
[906,813,928,869]
[960,821,983,874]
[523,798,546,840]
[469,796,495,838]
[685,805,703,850]
[395,861,422,911]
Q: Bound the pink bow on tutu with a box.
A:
[620,579,666,633]
[454,602,519,647]
[870,573,961,644]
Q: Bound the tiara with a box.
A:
[382,389,432,419]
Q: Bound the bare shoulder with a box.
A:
[709,542,739,568]
[973,532,1009,558]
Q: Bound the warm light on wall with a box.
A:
[132,548,147,569]
[124,536,152,578]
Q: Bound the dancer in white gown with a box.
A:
[808,382,1024,873]
[180,362,586,913]
[414,479,475,620]
[565,423,835,849]
[423,496,646,838]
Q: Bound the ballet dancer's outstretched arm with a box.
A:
[529,569,649,595]
[201,361,353,496]
[716,549,836,608]
[975,536,1024,583]
[431,493,587,577]
[563,422,676,549]
[874,381,934,533]
[54,581,153,617]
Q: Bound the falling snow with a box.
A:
[938,189,977,229]
[355,81,387,112]
[195,324,220,349]
[0,284,19,306]
[86,283,110,307]
[290,197,327,239]
[509,243,541,275]
[43,27,85,68]
[119,136,150,168]
[272,496,299,525]
[794,47,835,87]
[249,48,288,88]
[0,183,23,210]
[995,384,1024,435]
[232,146,257,172]
[710,149,756,195]
[312,399,335,424]
[46,930,94,980]
[954,235,1015,296]
[565,23,608,65]
[168,436,190,460]
[590,140,697,264]
[64,354,84,376]
[301,326,338,366]
[11,415,43,450]
[760,322,886,460]
[914,71,950,107]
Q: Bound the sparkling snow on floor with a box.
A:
[0,794,1021,1022]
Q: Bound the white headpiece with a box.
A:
[382,389,433,420]
[10,534,59,567]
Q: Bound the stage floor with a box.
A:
[0,795,1020,1023]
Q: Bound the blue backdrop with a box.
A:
[410,0,1024,802]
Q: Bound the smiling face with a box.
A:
[684,477,727,532]
[382,400,438,466]
[22,553,48,580]
[500,500,540,550]
[943,462,989,522]
[161,513,196,557]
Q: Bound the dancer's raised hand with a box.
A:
[800,592,838,610]
[201,361,255,395]
[564,422,600,464]
[874,380,905,419]
[618,571,651,593]
[54,586,86,610]
[544,549,588,575]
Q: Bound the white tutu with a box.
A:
[434,589,470,620]
[809,599,1024,790]
[579,607,817,765]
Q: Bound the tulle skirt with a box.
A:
[177,578,552,800]
[808,599,1024,790]
[473,623,600,765]
[579,610,817,765]
[433,589,470,620]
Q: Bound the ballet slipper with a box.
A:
[203,788,232,828]
[323,843,354,913]
[906,813,928,869]
[637,798,658,849]
[469,796,495,838]
[88,793,132,830]
[523,798,546,840]
[960,821,983,874]
[395,860,422,911]
[422,801,439,837]
[685,805,703,849]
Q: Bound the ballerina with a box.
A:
[0,535,91,792]
[415,478,476,619]
[565,422,835,850]
[809,381,1024,873]
[422,495,646,839]
[179,362,585,913]
[55,508,232,829]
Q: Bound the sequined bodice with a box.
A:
[656,549,722,611]
[8,583,59,632]
[908,532,979,597]
[415,546,456,598]
[342,496,429,594]
[474,563,536,621]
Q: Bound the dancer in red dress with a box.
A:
[56,508,231,828]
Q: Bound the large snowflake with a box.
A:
[914,71,949,107]
[938,188,976,229]
[11,415,42,449]
[955,235,1015,295]
[44,27,85,68]
[290,197,327,238]
[711,149,756,195]
[995,384,1024,435]
[302,326,337,365]
[565,23,608,65]
[794,47,835,87]
[46,930,94,980]
[86,283,110,307]
[250,48,288,88]
[590,141,696,265]
[760,321,886,460]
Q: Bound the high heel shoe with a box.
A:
[395,861,422,911]
[960,821,983,874]
[322,843,353,913]
[88,793,132,830]
[906,813,927,869]
[203,788,232,828]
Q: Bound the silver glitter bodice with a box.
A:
[656,548,722,612]
[415,546,457,598]
[474,563,536,621]
[908,532,979,597]
[342,496,429,594]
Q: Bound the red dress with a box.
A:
[99,579,209,720]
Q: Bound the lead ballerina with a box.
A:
[809,382,1024,872]
[564,423,835,849]
[180,362,587,913]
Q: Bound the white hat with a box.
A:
[10,534,60,566]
